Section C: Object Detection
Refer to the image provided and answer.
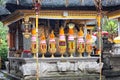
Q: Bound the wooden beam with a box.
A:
[86,26,94,30]
[27,10,98,19]
[2,10,100,26]
[2,10,24,26]
[107,10,120,19]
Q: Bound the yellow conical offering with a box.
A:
[59,27,66,57]
[40,33,46,40]
[50,31,55,39]
[31,28,37,54]
[40,33,47,58]
[32,28,36,35]
[48,30,56,58]
[86,33,92,57]
[68,25,75,57]
[86,33,92,40]
[69,28,74,35]
[78,29,84,37]
[77,29,85,57]
[60,27,64,35]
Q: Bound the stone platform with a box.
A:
[24,74,106,80]
[8,57,103,80]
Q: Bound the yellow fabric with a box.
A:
[114,36,120,43]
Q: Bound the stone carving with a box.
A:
[20,61,103,77]
[9,57,102,78]
[78,62,103,73]
[85,62,103,73]
[20,62,49,76]
[57,61,70,72]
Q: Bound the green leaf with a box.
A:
[102,17,118,34]
[0,21,8,61]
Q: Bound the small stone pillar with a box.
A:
[23,37,31,50]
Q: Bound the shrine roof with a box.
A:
[0,0,120,16]
[0,0,120,22]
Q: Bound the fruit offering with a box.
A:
[39,33,47,58]
[48,31,56,57]
[58,27,66,57]
[77,29,85,57]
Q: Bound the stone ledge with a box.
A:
[24,75,106,80]
[8,57,99,63]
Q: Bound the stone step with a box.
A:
[103,70,120,77]
[24,75,106,80]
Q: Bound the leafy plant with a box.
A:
[0,0,7,7]
[102,16,118,40]
[0,22,8,61]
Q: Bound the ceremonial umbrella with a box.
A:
[93,31,109,36]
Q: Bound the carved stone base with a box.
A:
[8,57,102,79]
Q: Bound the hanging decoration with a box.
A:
[65,0,69,7]
[80,0,84,5]
[94,0,102,13]
[94,0,102,55]
[16,0,19,5]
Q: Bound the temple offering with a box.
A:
[31,28,37,54]
[86,33,93,57]
[77,28,85,57]
[58,27,66,57]
[48,31,56,57]
[68,23,76,57]
[39,33,47,58]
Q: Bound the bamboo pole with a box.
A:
[97,13,102,80]
[94,0,102,80]
[36,14,39,80]
[34,0,40,79]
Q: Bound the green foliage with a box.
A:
[0,0,7,7]
[0,22,8,61]
[102,17,118,34]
